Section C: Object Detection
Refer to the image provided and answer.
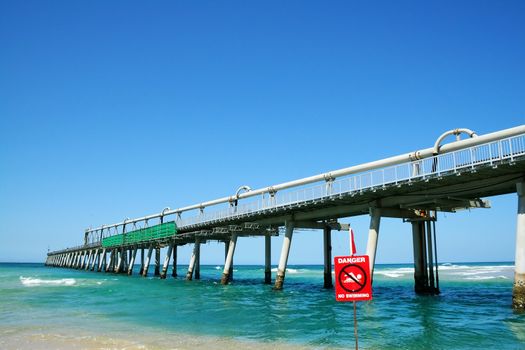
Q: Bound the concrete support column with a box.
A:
[98,249,106,272]
[195,242,201,280]
[186,241,200,280]
[513,182,525,310]
[154,248,161,276]
[142,246,154,277]
[323,226,333,289]
[139,248,145,275]
[106,250,115,272]
[128,248,138,275]
[366,208,381,280]
[221,234,238,284]
[274,221,294,290]
[122,249,128,272]
[85,250,93,271]
[90,250,98,271]
[81,251,88,269]
[224,241,233,281]
[412,222,427,294]
[115,249,123,273]
[160,244,174,279]
[265,234,272,284]
[172,245,178,277]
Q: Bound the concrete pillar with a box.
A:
[186,241,200,280]
[90,249,98,271]
[323,226,333,289]
[85,250,93,271]
[115,249,123,273]
[122,249,128,272]
[128,248,138,275]
[412,222,428,294]
[160,244,174,279]
[98,249,106,272]
[221,234,238,284]
[274,221,294,290]
[139,248,145,275]
[172,245,178,277]
[106,250,114,272]
[77,252,82,269]
[195,242,201,280]
[265,234,272,284]
[142,246,154,277]
[154,248,161,276]
[513,182,525,310]
[224,241,233,281]
[366,208,381,279]
[80,251,87,269]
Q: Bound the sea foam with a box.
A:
[20,276,76,287]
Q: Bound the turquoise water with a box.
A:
[0,262,524,349]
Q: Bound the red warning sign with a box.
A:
[334,255,372,302]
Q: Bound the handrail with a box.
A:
[84,125,525,235]
[51,127,525,253]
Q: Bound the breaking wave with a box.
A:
[20,277,76,287]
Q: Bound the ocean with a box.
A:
[0,262,523,349]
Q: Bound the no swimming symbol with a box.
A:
[338,264,367,293]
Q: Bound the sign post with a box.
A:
[334,255,372,350]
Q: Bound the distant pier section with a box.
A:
[46,125,525,309]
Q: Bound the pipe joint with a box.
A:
[433,128,478,155]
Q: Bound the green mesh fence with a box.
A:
[101,221,177,248]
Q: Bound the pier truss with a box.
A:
[46,125,525,309]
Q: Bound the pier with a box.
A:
[46,125,525,309]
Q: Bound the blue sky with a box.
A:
[1,1,524,264]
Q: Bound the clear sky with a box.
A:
[1,1,524,265]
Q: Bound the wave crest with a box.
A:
[20,276,76,287]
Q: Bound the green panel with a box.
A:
[102,221,177,248]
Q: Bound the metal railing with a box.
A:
[174,133,525,228]
[51,132,525,252]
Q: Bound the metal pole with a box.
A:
[172,245,178,277]
[426,220,435,293]
[323,226,333,288]
[195,242,201,280]
[154,248,161,276]
[432,220,440,292]
[354,301,359,350]
[265,234,272,284]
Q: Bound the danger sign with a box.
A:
[334,255,372,302]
